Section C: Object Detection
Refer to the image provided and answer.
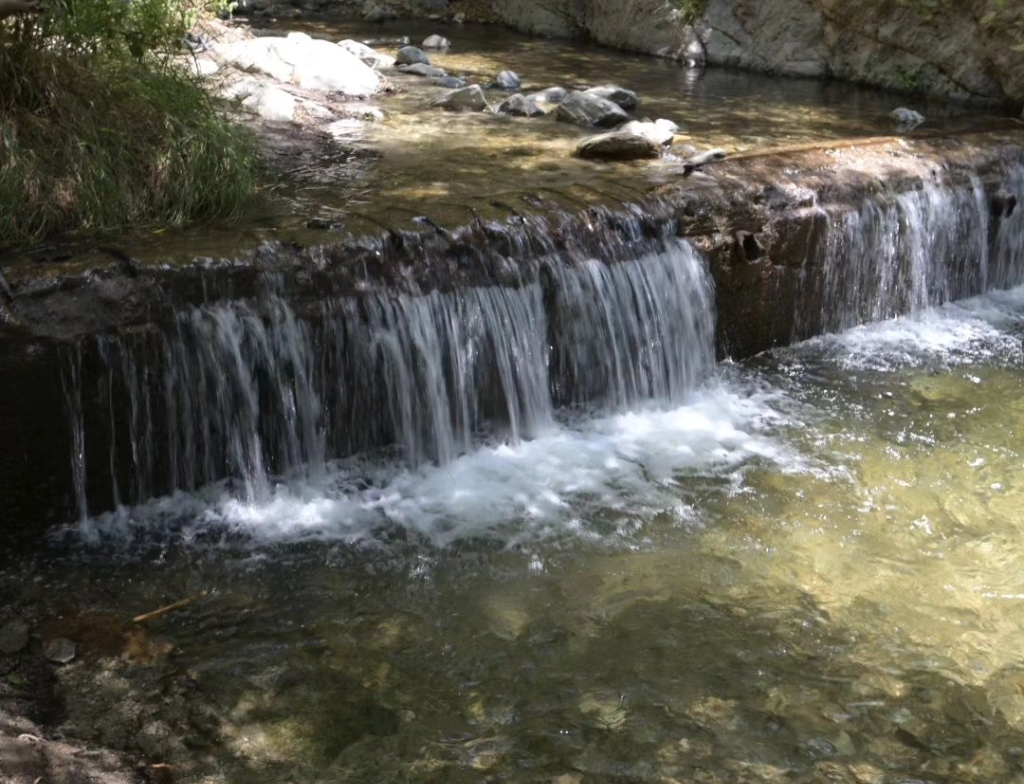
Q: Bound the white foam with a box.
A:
[801,285,1024,371]
[63,382,795,549]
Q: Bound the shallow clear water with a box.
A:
[6,284,1024,782]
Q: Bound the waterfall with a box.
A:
[61,239,715,516]
[806,172,994,334]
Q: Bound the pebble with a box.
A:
[0,620,29,655]
[43,637,76,664]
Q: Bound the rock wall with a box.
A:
[485,0,1024,106]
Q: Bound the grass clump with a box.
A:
[0,0,258,247]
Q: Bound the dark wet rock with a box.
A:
[422,34,450,49]
[498,93,544,117]
[890,107,925,130]
[0,620,29,655]
[683,147,727,174]
[432,84,491,111]
[432,75,467,88]
[493,70,521,90]
[527,86,568,104]
[361,1,394,22]
[399,63,447,77]
[584,84,638,110]
[992,190,1018,218]
[395,46,430,66]
[575,131,661,160]
[43,638,76,664]
[618,118,677,146]
[556,90,630,128]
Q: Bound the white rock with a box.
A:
[618,118,678,145]
[221,77,297,122]
[213,36,382,96]
[337,39,396,69]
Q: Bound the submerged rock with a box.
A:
[584,84,638,110]
[0,620,29,654]
[43,637,76,664]
[422,34,450,50]
[398,63,447,78]
[396,45,431,66]
[432,84,491,112]
[575,131,661,160]
[498,93,544,117]
[493,70,521,90]
[432,75,467,88]
[556,90,630,128]
[890,107,925,130]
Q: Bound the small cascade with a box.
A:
[808,172,994,334]
[61,239,715,516]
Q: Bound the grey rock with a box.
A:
[432,75,467,88]
[583,84,637,110]
[422,34,451,49]
[399,63,447,77]
[432,84,491,111]
[361,1,394,22]
[618,118,677,145]
[498,93,544,117]
[493,70,521,90]
[0,620,29,654]
[575,131,661,161]
[395,46,431,66]
[527,85,568,104]
[683,147,727,174]
[43,637,76,664]
[337,38,395,69]
[890,107,925,130]
[555,90,630,128]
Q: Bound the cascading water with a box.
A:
[60,239,715,517]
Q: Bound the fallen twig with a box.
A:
[132,591,209,625]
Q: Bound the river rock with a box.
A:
[575,131,661,160]
[43,637,76,664]
[493,70,521,90]
[556,90,630,127]
[221,77,297,122]
[432,84,491,111]
[337,39,395,69]
[432,76,467,88]
[0,620,29,654]
[584,84,637,110]
[212,34,382,96]
[396,45,431,66]
[528,86,568,105]
[618,118,677,145]
[422,34,451,49]
[890,107,925,130]
[399,63,447,77]
[498,93,544,117]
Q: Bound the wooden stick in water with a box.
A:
[132,591,209,624]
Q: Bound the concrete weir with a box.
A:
[1,130,1023,527]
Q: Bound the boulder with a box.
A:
[556,90,630,127]
[493,70,521,90]
[584,84,638,110]
[213,35,382,96]
[337,39,396,69]
[890,107,925,130]
[498,93,544,117]
[0,619,29,654]
[422,34,451,49]
[618,118,678,145]
[399,63,447,77]
[575,131,661,160]
[432,84,491,111]
[396,46,431,66]
[527,86,569,104]
[221,77,297,122]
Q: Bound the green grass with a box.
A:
[0,13,258,246]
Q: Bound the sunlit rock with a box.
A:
[422,34,450,49]
[399,63,447,78]
[556,90,630,127]
[617,118,678,146]
[221,77,297,123]
[527,85,569,105]
[493,70,521,90]
[432,84,491,112]
[498,93,544,117]
[583,84,638,110]
[337,38,396,70]
[396,45,431,66]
